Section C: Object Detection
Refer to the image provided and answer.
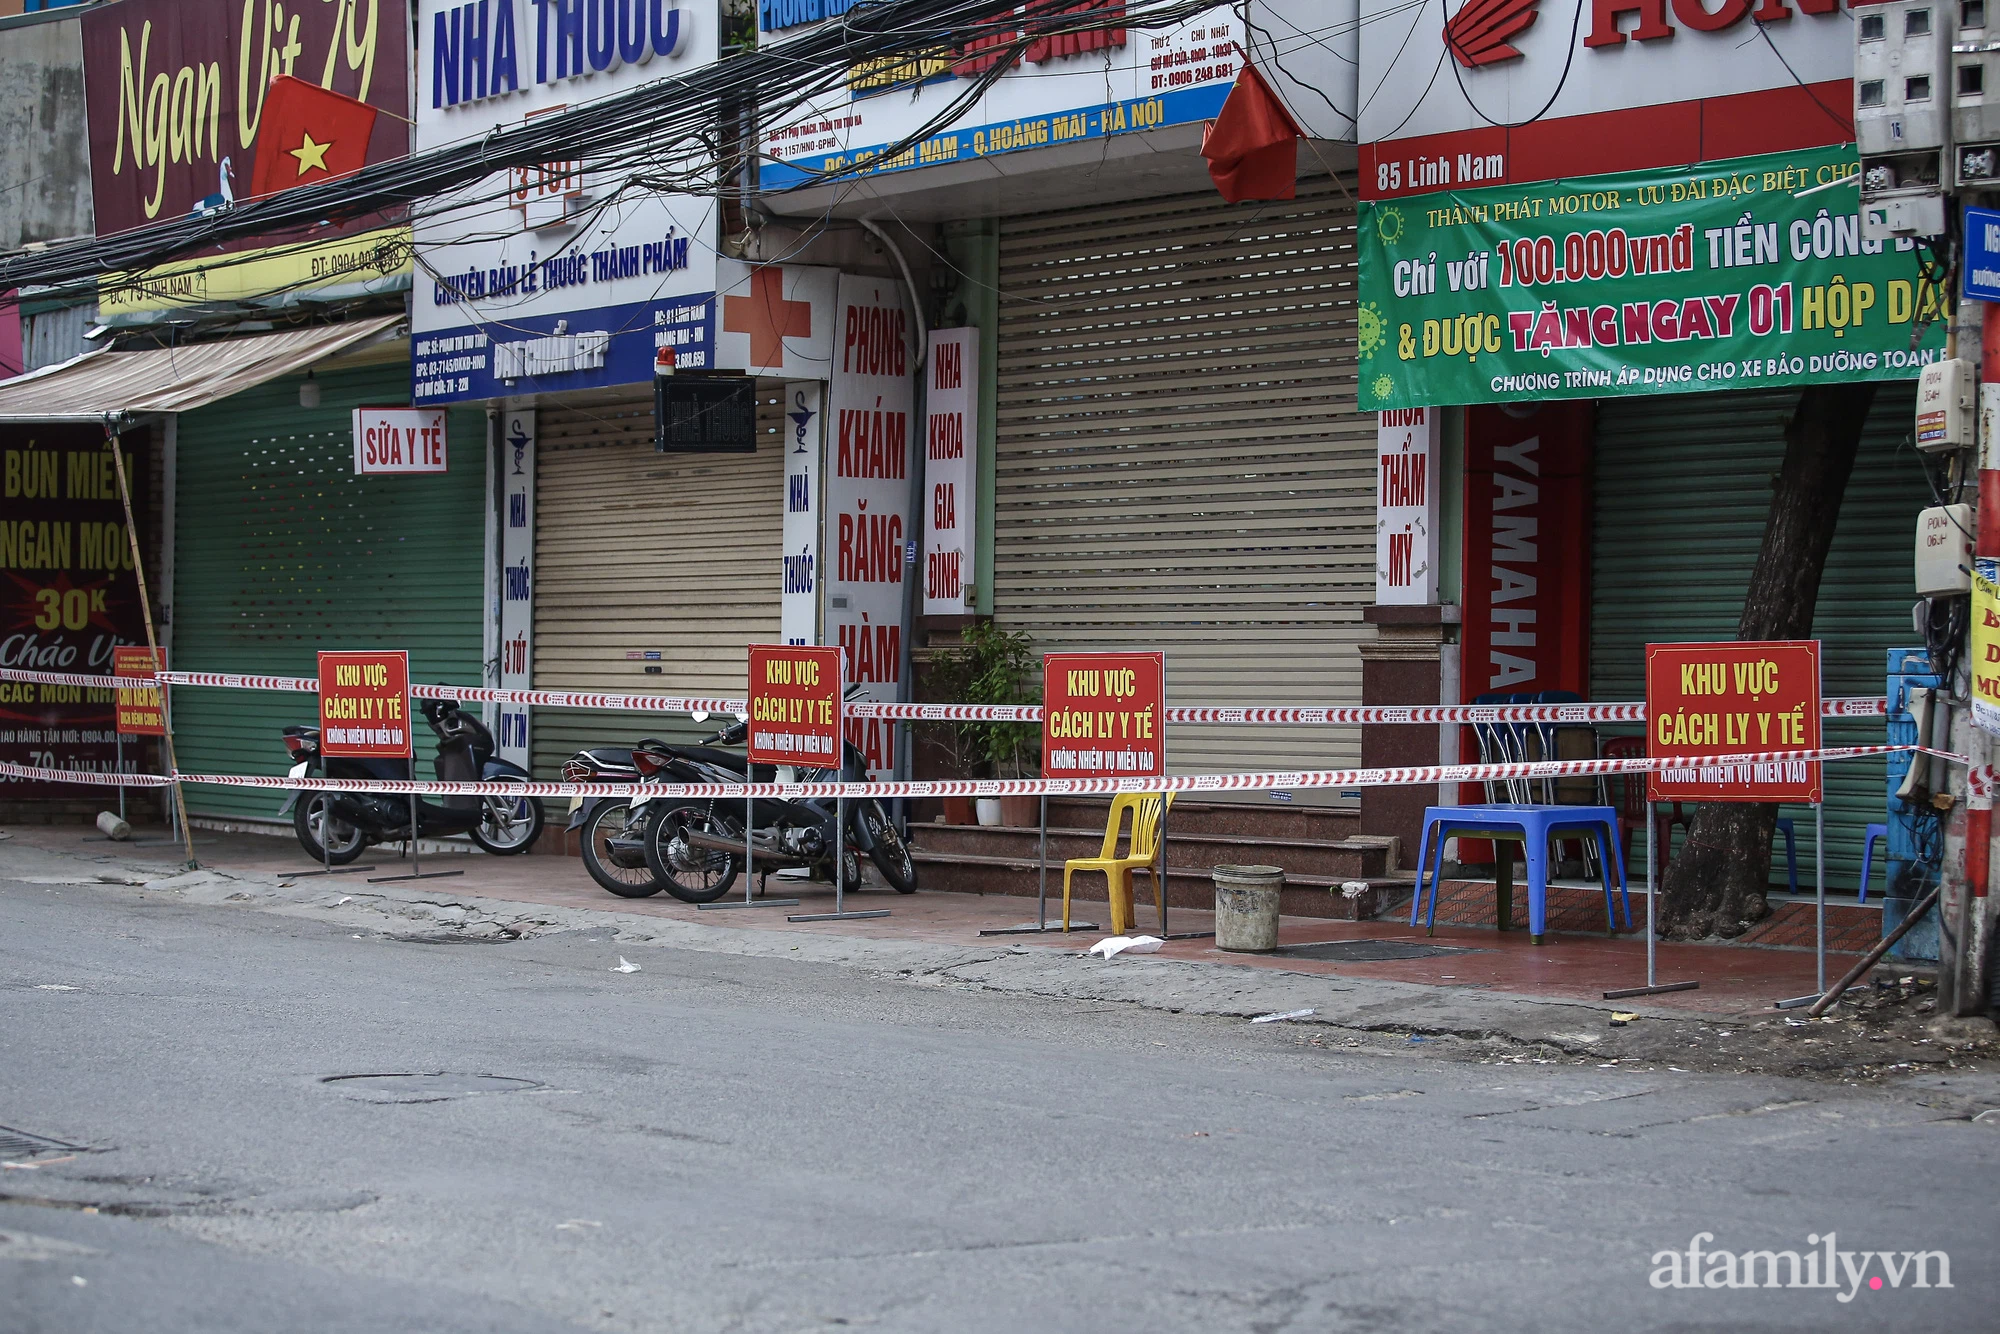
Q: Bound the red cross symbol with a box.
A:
[723,266,813,368]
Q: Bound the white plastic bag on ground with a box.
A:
[1088,935,1164,959]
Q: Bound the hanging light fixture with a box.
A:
[299,369,320,409]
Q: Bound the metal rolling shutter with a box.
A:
[172,362,487,820]
[528,385,785,774]
[1591,383,1926,888]
[993,177,1372,787]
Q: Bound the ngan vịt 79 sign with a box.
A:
[1356,146,1947,412]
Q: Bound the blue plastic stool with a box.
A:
[1775,817,1798,895]
[1858,823,1888,904]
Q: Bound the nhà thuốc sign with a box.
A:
[1644,640,1821,804]
[1356,146,1948,412]
[1042,652,1165,779]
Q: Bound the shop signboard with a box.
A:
[1374,407,1437,605]
[746,643,843,765]
[0,425,150,794]
[497,408,535,766]
[409,0,720,404]
[316,649,412,759]
[715,260,840,379]
[353,407,450,474]
[1644,640,1822,804]
[1042,651,1165,779]
[112,645,166,737]
[1356,146,1949,412]
[1965,206,2000,305]
[80,0,413,314]
[1973,558,2000,736]
[923,327,978,616]
[1360,0,1852,199]
[781,381,824,647]
[758,2,1346,193]
[824,274,915,780]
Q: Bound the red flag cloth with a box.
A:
[247,76,380,200]
[1200,64,1304,204]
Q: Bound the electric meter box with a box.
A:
[1858,1,1952,236]
[1916,504,1974,595]
[1954,0,2000,186]
[1916,357,1975,450]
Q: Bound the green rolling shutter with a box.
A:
[1591,383,1925,889]
[170,361,487,820]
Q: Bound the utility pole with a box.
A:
[1857,4,1996,1018]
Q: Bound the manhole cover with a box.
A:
[1277,940,1484,962]
[0,1125,87,1160]
[320,1073,541,1103]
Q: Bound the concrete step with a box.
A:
[1041,796,1361,843]
[911,821,1388,882]
[909,849,1396,920]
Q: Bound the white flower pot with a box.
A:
[975,798,1004,827]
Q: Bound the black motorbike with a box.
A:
[630,718,918,904]
[561,746,660,897]
[280,697,545,864]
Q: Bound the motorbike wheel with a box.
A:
[469,778,545,855]
[581,802,662,898]
[293,794,366,865]
[642,803,740,904]
[858,801,917,893]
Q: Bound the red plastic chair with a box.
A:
[1601,736,1688,877]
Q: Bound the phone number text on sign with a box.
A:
[1645,640,1821,804]
[747,644,842,765]
[1042,652,1165,778]
[317,650,411,758]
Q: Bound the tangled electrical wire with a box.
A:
[0,0,1215,304]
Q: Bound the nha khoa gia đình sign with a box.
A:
[1355,146,1948,412]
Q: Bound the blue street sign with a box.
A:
[1965,206,2000,303]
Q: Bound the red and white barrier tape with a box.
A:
[0,744,1959,801]
[0,667,1890,726]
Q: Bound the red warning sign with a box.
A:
[1042,651,1166,779]
[747,644,842,765]
[1645,640,1821,804]
[316,650,412,758]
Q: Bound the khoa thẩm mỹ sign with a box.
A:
[1355,147,1948,411]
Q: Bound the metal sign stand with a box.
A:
[791,791,888,922]
[1602,801,1699,1000]
[370,792,464,883]
[979,793,1101,935]
[293,792,379,877]
[700,786,798,910]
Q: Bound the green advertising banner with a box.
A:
[1355,146,1948,412]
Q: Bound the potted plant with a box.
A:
[926,621,1041,826]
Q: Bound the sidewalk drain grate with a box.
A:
[0,1125,88,1160]
[1277,941,1485,963]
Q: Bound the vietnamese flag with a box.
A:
[1199,64,1304,204]
[246,76,380,200]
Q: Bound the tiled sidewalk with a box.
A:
[14,824,1881,1018]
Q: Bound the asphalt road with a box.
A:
[2,875,1993,1333]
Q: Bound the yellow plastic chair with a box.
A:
[1063,792,1174,934]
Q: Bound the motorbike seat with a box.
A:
[579,747,637,770]
[283,725,320,739]
[670,747,777,783]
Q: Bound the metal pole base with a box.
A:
[699,898,801,910]
[979,921,1100,936]
[1602,980,1700,999]
[1775,987,1859,1010]
[367,869,467,883]
[293,864,383,877]
[788,909,891,922]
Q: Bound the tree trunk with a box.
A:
[1656,382,1878,940]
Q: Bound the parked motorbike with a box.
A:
[634,715,917,904]
[280,697,544,864]
[561,746,661,897]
